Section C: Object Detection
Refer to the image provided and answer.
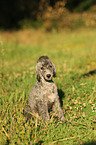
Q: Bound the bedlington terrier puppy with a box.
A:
[24,56,64,121]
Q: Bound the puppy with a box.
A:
[24,56,64,121]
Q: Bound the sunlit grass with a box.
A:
[0,29,96,145]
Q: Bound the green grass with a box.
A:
[0,29,96,145]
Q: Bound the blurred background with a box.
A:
[0,0,96,31]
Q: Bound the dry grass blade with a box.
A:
[52,133,89,144]
[2,127,10,139]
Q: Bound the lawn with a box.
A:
[0,28,96,145]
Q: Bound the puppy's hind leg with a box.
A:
[24,104,32,120]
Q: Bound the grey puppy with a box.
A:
[24,56,64,121]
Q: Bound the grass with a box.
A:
[0,28,96,145]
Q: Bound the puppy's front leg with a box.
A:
[37,101,50,121]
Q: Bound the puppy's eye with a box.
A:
[41,67,43,70]
[49,66,52,68]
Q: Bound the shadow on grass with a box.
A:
[58,89,65,107]
[78,69,96,79]
[35,140,44,145]
[82,140,96,145]
[5,138,10,145]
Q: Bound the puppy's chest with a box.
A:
[48,93,56,103]
[43,86,56,103]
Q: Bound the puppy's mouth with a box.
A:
[45,74,53,81]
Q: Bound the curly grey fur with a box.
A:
[24,56,64,121]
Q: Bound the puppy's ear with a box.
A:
[37,74,41,82]
[52,63,56,77]
[35,64,41,82]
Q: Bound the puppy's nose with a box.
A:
[46,74,51,78]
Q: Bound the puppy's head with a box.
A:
[35,56,56,82]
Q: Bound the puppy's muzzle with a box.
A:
[45,73,53,81]
[47,74,51,79]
